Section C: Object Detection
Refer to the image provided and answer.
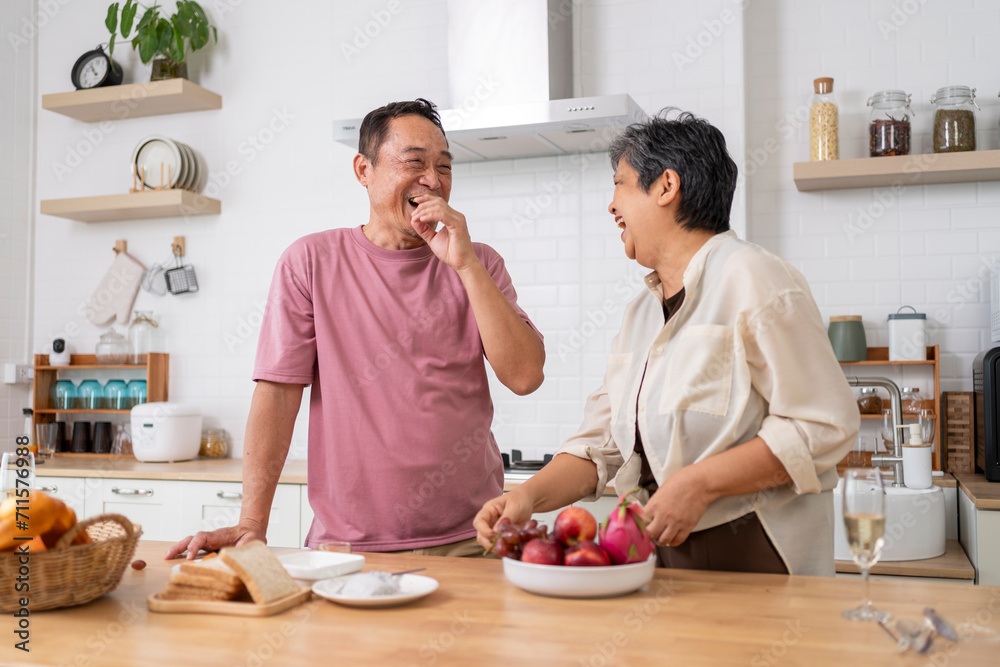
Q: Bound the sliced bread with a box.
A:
[219,540,302,604]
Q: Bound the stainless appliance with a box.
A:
[973,346,1000,481]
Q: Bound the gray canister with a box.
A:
[888,306,927,361]
[828,315,867,362]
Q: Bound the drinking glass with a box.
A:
[1,449,35,499]
[77,380,103,410]
[919,409,936,450]
[842,469,890,623]
[319,541,352,553]
[111,424,133,457]
[103,379,128,410]
[879,408,896,451]
[34,423,59,460]
[845,435,867,468]
[126,380,147,408]
[51,379,77,410]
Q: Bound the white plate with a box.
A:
[191,147,208,193]
[132,135,182,188]
[277,551,365,581]
[312,573,439,608]
[176,141,197,190]
[502,555,656,598]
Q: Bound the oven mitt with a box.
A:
[85,251,146,327]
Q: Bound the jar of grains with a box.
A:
[810,77,838,161]
[867,90,913,157]
[930,86,978,153]
[857,387,883,415]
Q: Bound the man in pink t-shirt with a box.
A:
[166,99,545,558]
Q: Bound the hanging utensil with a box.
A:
[165,236,199,295]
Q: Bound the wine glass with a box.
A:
[1,449,35,499]
[842,468,890,622]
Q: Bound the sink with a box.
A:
[833,479,946,562]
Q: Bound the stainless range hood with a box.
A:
[332,1,646,163]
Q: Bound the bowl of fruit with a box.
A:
[491,493,657,599]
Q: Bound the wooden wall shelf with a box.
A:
[793,149,1000,191]
[41,79,221,122]
[33,353,169,453]
[40,190,220,222]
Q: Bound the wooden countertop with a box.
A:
[11,541,1000,666]
[836,540,975,580]
[954,473,1000,510]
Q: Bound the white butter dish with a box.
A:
[278,551,365,581]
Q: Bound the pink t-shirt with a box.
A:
[253,226,541,550]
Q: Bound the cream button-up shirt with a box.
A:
[557,231,860,575]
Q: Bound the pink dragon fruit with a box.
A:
[598,490,654,565]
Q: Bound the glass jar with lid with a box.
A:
[810,77,838,161]
[930,86,979,153]
[95,329,128,364]
[867,90,913,157]
[128,311,159,365]
[199,429,229,458]
[857,387,883,415]
[901,387,924,415]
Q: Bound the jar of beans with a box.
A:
[930,86,978,153]
[867,90,912,157]
[857,387,883,415]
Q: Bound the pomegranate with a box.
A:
[598,490,654,565]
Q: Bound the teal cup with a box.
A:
[828,316,867,362]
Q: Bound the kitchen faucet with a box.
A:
[847,376,904,487]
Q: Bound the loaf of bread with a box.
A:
[219,541,302,604]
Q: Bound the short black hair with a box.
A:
[609,109,737,234]
[358,98,447,165]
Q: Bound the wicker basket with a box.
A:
[0,514,141,612]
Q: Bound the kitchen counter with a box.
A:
[9,541,1000,666]
[954,473,1000,510]
[836,539,975,580]
[39,455,573,491]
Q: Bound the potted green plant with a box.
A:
[105,1,217,81]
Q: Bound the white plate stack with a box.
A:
[131,135,207,193]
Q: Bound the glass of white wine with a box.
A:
[842,468,890,622]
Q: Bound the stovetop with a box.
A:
[502,449,553,472]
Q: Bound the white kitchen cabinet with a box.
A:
[958,486,1000,586]
[34,475,92,520]
[91,478,186,542]
[182,482,301,548]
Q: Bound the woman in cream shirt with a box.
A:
[474,110,859,575]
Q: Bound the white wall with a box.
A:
[744,0,998,450]
[31,0,745,462]
[0,0,35,452]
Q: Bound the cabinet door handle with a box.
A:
[112,487,153,497]
[216,491,243,500]
[39,484,58,494]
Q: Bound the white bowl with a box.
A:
[502,555,656,598]
[278,551,365,582]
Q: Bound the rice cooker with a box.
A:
[130,402,203,462]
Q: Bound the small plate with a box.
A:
[278,551,365,581]
[176,141,197,190]
[312,573,439,608]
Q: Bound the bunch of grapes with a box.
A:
[486,518,548,560]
